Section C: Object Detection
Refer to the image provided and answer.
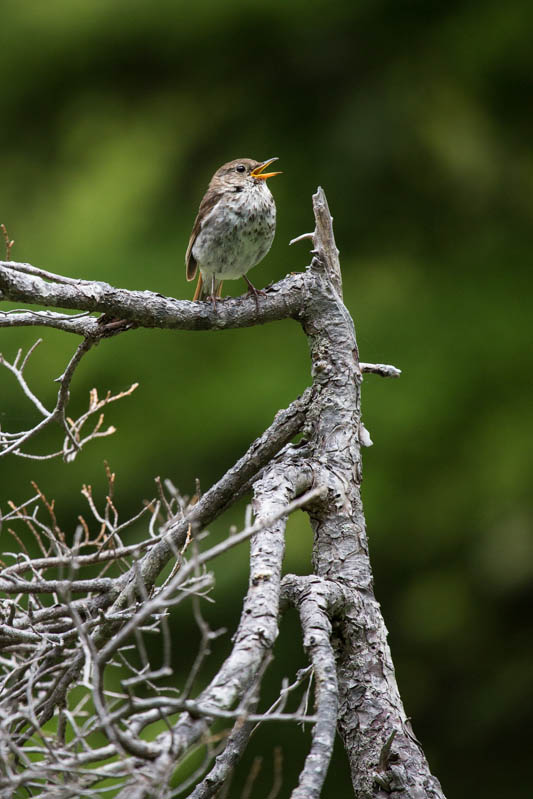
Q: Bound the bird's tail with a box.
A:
[193,274,224,301]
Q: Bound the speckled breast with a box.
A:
[192,183,276,280]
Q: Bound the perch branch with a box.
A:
[0,259,306,331]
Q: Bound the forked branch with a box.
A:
[0,191,445,798]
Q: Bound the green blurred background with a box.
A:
[1,0,532,796]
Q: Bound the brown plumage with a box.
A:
[185,157,281,305]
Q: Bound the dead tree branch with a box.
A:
[0,190,445,798]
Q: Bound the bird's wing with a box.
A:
[185,189,226,281]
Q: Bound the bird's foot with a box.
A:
[204,294,218,312]
[243,276,266,308]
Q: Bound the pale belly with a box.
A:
[192,189,276,281]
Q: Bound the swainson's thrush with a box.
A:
[186,157,281,305]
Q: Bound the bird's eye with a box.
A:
[235,164,246,173]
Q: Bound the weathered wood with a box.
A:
[0,190,444,798]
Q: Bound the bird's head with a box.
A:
[210,157,281,190]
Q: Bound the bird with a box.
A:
[185,157,281,306]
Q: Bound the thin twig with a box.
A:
[0,224,15,260]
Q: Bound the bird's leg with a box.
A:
[243,274,266,308]
[211,275,217,312]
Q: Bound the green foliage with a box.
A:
[1,1,531,795]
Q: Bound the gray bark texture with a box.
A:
[0,189,446,798]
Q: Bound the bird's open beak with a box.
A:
[251,157,282,180]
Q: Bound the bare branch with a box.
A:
[289,232,314,245]
[1,224,15,260]
[360,361,402,378]
[99,484,325,673]
[281,576,343,799]
[0,260,87,286]
[116,458,314,797]
[111,386,314,608]
[0,308,98,335]
[0,337,138,460]
[0,188,445,798]
[128,696,318,725]
[301,187,445,798]
[0,339,50,416]
[0,258,305,331]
